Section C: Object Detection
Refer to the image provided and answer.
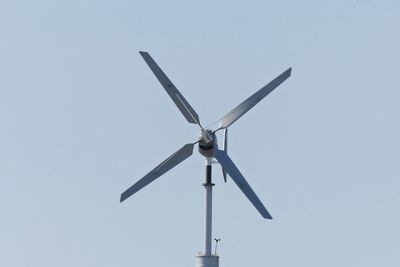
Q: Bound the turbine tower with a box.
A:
[120,51,292,267]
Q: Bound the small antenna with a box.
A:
[214,238,221,255]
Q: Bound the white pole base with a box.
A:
[196,255,219,267]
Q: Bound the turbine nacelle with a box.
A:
[198,129,218,157]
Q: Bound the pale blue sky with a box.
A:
[1,1,399,266]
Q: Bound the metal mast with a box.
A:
[196,157,219,267]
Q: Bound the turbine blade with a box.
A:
[221,128,228,182]
[139,51,201,126]
[120,143,195,202]
[214,150,272,219]
[217,68,291,130]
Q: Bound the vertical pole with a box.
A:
[196,157,219,267]
[203,157,214,256]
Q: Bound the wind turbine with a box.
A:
[121,51,291,267]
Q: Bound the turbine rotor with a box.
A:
[121,51,292,220]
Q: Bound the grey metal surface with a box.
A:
[139,51,201,125]
[196,255,219,267]
[204,181,213,255]
[204,158,214,256]
[213,149,272,219]
[221,128,228,182]
[120,143,195,202]
[217,68,292,130]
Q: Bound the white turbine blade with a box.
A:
[214,150,272,219]
[120,143,195,202]
[221,128,228,182]
[217,68,291,130]
[139,51,201,126]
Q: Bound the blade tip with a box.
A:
[264,213,273,219]
[139,51,149,56]
[262,209,273,219]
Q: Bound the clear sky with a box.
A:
[1,1,399,266]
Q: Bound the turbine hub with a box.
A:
[198,130,217,157]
